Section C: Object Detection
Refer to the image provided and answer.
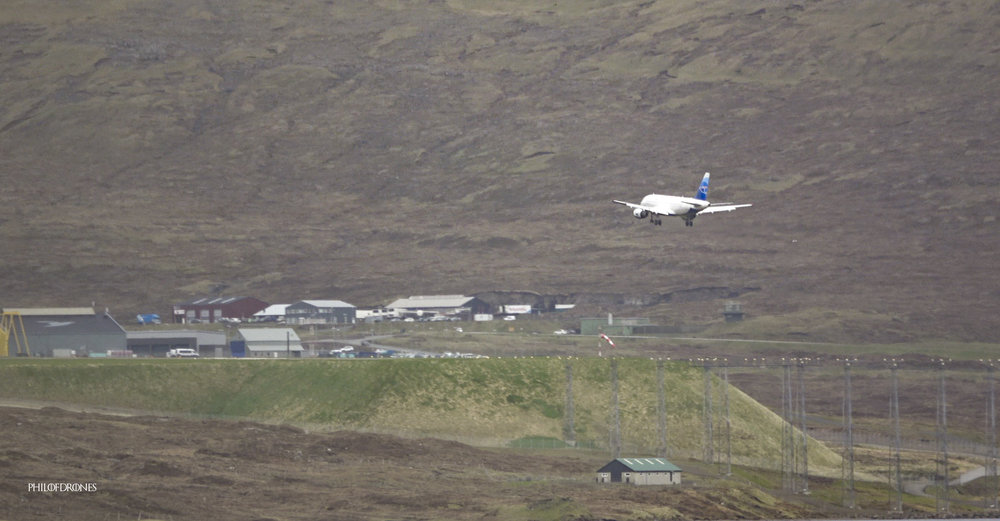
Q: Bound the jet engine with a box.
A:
[633,208,649,219]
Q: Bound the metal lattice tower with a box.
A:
[797,361,809,493]
[564,361,575,447]
[703,364,714,464]
[842,361,856,509]
[657,359,668,457]
[781,363,795,491]
[610,358,621,458]
[937,361,950,514]
[723,363,732,475]
[988,363,999,510]
[890,360,903,513]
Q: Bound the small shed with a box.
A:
[723,301,745,322]
[597,458,682,486]
[236,328,303,358]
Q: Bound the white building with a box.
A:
[252,304,289,323]
[384,295,491,320]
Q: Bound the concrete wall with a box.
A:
[597,471,681,486]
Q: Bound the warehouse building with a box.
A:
[232,328,303,358]
[385,295,490,320]
[4,307,127,357]
[597,458,682,486]
[126,330,228,358]
[284,300,356,325]
[173,296,268,324]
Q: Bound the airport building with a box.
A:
[232,328,303,358]
[126,330,228,358]
[284,300,356,325]
[385,295,491,320]
[173,296,268,324]
[4,307,127,357]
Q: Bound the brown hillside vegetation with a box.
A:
[0,1,997,341]
[0,405,849,520]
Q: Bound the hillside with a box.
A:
[0,405,894,521]
[1,1,998,341]
[0,357,842,473]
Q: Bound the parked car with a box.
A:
[167,348,199,358]
[136,313,161,325]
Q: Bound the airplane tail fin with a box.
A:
[695,172,710,201]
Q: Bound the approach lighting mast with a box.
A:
[1,311,30,357]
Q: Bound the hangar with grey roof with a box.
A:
[385,295,490,320]
[126,330,228,358]
[3,307,127,357]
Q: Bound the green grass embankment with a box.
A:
[0,357,842,475]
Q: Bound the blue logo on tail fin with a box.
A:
[695,172,710,201]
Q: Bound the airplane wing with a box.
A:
[612,200,680,216]
[699,203,752,215]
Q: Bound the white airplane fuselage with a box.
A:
[613,172,751,227]
[637,194,708,217]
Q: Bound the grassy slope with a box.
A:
[0,357,841,474]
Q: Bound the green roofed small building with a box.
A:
[597,458,682,485]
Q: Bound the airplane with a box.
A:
[612,172,751,227]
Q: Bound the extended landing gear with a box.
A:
[650,216,663,226]
[685,220,694,227]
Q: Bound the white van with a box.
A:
[167,348,199,358]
